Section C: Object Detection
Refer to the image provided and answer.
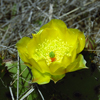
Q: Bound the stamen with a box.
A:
[33,37,72,65]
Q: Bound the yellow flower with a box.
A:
[16,19,87,85]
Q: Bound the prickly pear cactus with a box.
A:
[38,51,100,100]
[0,56,15,100]
[0,57,5,78]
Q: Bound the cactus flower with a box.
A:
[16,19,87,84]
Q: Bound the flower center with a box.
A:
[34,37,72,65]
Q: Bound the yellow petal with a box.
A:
[16,37,31,47]
[27,34,40,59]
[77,31,85,53]
[66,54,88,72]
[28,58,50,74]
[62,55,72,67]
[63,28,79,46]
[37,59,50,73]
[28,58,42,71]
[40,19,67,33]
[64,28,85,54]
[39,19,68,42]
[70,48,77,62]
[39,28,62,42]
[16,37,31,63]
[49,62,66,75]
[51,74,65,83]
[67,28,85,53]
[62,48,77,68]
[31,68,51,85]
